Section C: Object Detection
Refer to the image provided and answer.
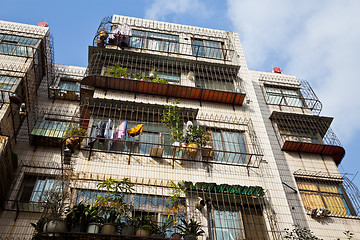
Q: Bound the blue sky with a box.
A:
[2,0,360,186]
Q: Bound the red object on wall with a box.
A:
[37,22,48,27]
[273,67,282,74]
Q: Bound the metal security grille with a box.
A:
[270,111,345,164]
[92,16,237,63]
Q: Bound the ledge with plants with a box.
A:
[162,99,210,158]
[106,63,171,84]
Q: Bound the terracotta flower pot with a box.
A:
[102,223,117,234]
[187,142,199,157]
[135,228,151,237]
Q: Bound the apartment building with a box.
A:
[0,15,358,239]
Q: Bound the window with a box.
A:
[297,180,352,216]
[31,119,70,138]
[157,72,180,84]
[264,85,304,107]
[76,189,185,238]
[0,75,20,101]
[209,203,269,240]
[195,77,234,92]
[0,34,38,57]
[17,176,62,212]
[192,39,223,59]
[211,130,248,164]
[59,79,80,92]
[52,78,81,100]
[89,119,172,156]
[129,30,179,53]
[0,75,19,91]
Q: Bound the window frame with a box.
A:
[264,84,305,108]
[129,29,179,53]
[210,129,249,164]
[296,179,355,216]
[0,34,39,57]
[192,38,224,59]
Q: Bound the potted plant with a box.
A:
[162,99,183,152]
[41,190,68,234]
[168,181,185,209]
[102,209,120,234]
[94,178,134,235]
[65,201,88,232]
[184,125,209,157]
[134,215,156,237]
[106,63,129,78]
[63,125,87,154]
[120,215,136,236]
[176,218,205,240]
[31,217,47,235]
[65,202,103,233]
[85,205,103,233]
[153,215,177,238]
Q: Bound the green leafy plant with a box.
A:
[162,99,183,142]
[284,227,322,240]
[176,218,205,237]
[184,125,209,147]
[107,63,129,78]
[94,178,134,224]
[62,125,87,140]
[134,215,157,232]
[168,181,185,207]
[152,76,168,84]
[155,215,177,235]
[65,201,103,231]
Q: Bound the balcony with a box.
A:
[262,79,323,115]
[84,50,245,106]
[270,111,345,164]
[92,16,237,65]
[75,100,262,168]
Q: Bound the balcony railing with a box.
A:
[84,50,245,106]
[92,16,237,65]
[262,80,323,115]
[270,111,345,164]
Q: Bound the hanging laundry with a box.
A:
[108,122,115,149]
[127,124,143,137]
[108,24,132,49]
[104,119,112,139]
[88,120,102,147]
[113,121,127,140]
[120,24,132,37]
[98,121,107,143]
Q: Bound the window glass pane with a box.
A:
[59,80,80,92]
[297,181,352,216]
[204,40,222,59]
[192,40,205,57]
[212,131,248,164]
[157,72,180,84]
[13,45,32,56]
[210,206,244,240]
[0,43,15,54]
[195,78,234,92]
[31,119,70,138]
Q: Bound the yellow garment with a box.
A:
[127,124,143,137]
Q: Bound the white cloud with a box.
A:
[227,0,360,144]
[144,0,209,21]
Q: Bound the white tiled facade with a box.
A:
[0,15,358,240]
